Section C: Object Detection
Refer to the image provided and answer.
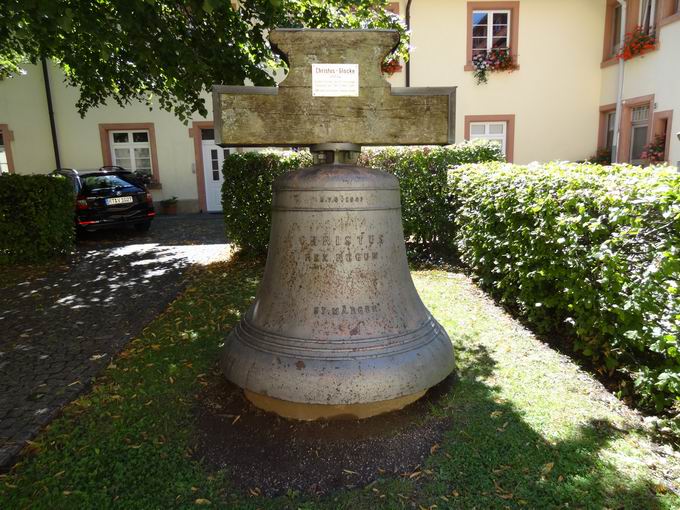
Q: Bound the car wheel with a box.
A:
[134,221,151,232]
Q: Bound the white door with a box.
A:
[201,138,231,212]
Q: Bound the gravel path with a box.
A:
[0,214,229,469]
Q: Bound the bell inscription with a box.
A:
[213,29,456,420]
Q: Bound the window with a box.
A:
[629,105,650,164]
[606,112,616,151]
[469,121,507,155]
[605,111,617,152]
[0,125,14,174]
[652,110,673,163]
[210,148,230,181]
[99,123,159,184]
[0,131,8,174]
[640,0,659,34]
[611,3,623,57]
[80,174,143,194]
[109,130,152,175]
[471,10,510,57]
[465,115,515,161]
[466,2,519,70]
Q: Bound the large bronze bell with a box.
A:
[221,145,455,420]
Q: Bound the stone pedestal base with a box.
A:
[244,389,427,421]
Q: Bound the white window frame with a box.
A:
[469,121,507,156]
[109,130,152,175]
[629,106,650,163]
[611,3,623,56]
[605,111,617,150]
[640,0,659,34]
[472,9,512,55]
[0,131,8,174]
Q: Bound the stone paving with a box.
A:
[0,214,230,469]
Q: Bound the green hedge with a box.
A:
[448,162,680,411]
[221,142,503,256]
[359,141,504,256]
[222,151,313,254]
[0,174,75,264]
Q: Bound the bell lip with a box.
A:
[220,316,455,406]
[273,164,399,191]
[244,388,427,421]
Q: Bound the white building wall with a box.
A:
[0,65,55,174]
[409,0,605,163]
[0,63,212,208]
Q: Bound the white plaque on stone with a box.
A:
[311,64,359,97]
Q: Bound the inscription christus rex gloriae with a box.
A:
[297,232,385,264]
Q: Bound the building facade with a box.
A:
[1,0,678,212]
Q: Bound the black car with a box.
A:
[55,166,156,232]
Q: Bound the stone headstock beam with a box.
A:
[212,29,455,147]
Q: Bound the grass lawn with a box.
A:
[1,254,678,509]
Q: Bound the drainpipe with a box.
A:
[612,0,627,164]
[405,0,413,87]
[41,58,61,169]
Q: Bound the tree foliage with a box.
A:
[0,0,407,121]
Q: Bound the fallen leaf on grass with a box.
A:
[541,462,554,475]
[494,480,513,499]
[194,498,211,505]
[654,483,668,494]
[430,443,440,455]
[490,410,503,418]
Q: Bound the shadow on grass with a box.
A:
[191,261,674,508]
[0,255,674,509]
[407,340,671,509]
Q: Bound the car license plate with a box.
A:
[106,196,134,205]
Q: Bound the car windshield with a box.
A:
[80,174,142,194]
